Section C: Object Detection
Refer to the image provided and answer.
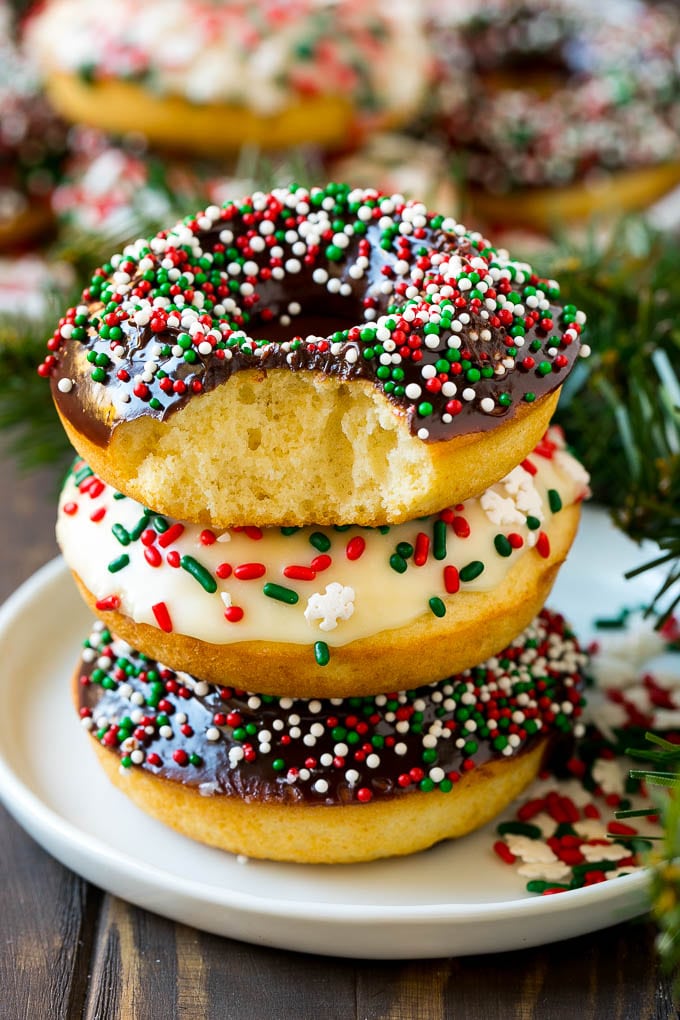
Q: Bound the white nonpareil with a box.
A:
[304,583,355,632]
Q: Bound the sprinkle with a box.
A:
[536,532,551,558]
[180,556,217,593]
[346,537,366,561]
[95,595,120,611]
[548,489,563,513]
[158,522,185,548]
[429,597,446,618]
[433,519,447,560]
[111,524,130,546]
[234,563,266,580]
[152,602,173,633]
[310,532,331,553]
[314,641,330,666]
[107,554,130,573]
[460,561,485,583]
[263,583,299,605]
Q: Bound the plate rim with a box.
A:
[0,554,652,929]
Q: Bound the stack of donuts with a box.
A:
[42,184,591,863]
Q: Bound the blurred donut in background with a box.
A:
[428,0,680,231]
[0,0,67,249]
[25,0,431,155]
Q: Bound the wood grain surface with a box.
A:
[0,444,678,1020]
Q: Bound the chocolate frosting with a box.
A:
[42,185,587,445]
[77,609,586,807]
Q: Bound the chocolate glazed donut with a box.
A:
[76,608,586,863]
[40,184,588,526]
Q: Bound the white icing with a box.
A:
[56,427,588,649]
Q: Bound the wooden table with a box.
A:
[1,445,677,1020]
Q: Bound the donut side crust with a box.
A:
[86,725,547,864]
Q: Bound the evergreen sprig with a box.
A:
[541,220,680,621]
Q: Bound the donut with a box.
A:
[25,0,429,154]
[57,426,588,697]
[75,608,586,863]
[39,184,589,528]
[428,0,680,231]
[0,2,66,249]
[51,127,255,240]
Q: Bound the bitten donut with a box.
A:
[25,0,429,154]
[75,608,586,864]
[429,0,680,230]
[57,427,589,697]
[40,184,589,528]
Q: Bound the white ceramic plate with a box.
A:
[0,507,664,959]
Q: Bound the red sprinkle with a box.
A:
[536,532,551,558]
[158,523,185,548]
[414,532,430,566]
[607,821,638,837]
[90,507,106,523]
[200,529,217,545]
[452,516,470,538]
[224,606,244,622]
[216,563,233,579]
[144,545,162,568]
[521,458,537,475]
[444,565,460,594]
[63,502,78,516]
[345,537,366,561]
[283,565,316,581]
[311,554,332,572]
[95,595,120,611]
[234,562,266,580]
[152,601,173,633]
[494,840,517,864]
[172,749,189,766]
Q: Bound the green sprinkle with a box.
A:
[108,554,130,573]
[389,553,407,574]
[111,523,130,546]
[396,542,414,559]
[272,758,286,772]
[429,596,446,618]
[460,560,484,582]
[280,526,300,536]
[497,820,542,839]
[526,515,541,530]
[314,641,330,666]
[152,515,169,533]
[433,519,447,560]
[524,392,536,403]
[263,582,299,605]
[180,556,217,593]
[129,513,151,541]
[189,753,203,767]
[494,534,513,557]
[526,880,569,894]
[548,489,562,513]
[309,532,331,552]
